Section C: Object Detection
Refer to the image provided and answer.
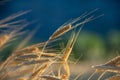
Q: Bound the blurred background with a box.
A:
[0,0,120,62]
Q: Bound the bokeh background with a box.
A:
[0,0,120,62]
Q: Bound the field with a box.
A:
[0,9,120,80]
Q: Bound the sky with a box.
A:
[0,0,120,41]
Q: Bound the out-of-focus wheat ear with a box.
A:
[17,59,50,67]
[97,71,107,80]
[88,70,100,80]
[0,34,10,49]
[15,54,39,61]
[0,24,29,50]
[9,23,30,37]
[16,24,40,50]
[0,11,31,24]
[0,47,39,72]
[41,53,57,57]
[92,56,120,73]
[21,37,61,53]
[105,74,120,80]
[13,47,39,57]
[0,68,11,80]
[40,75,61,80]
[17,78,27,80]
[92,64,120,73]
[104,56,120,66]
[5,19,27,25]
[0,19,27,29]
[29,63,50,80]
[0,29,27,50]
[74,70,86,80]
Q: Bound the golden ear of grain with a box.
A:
[50,24,71,40]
